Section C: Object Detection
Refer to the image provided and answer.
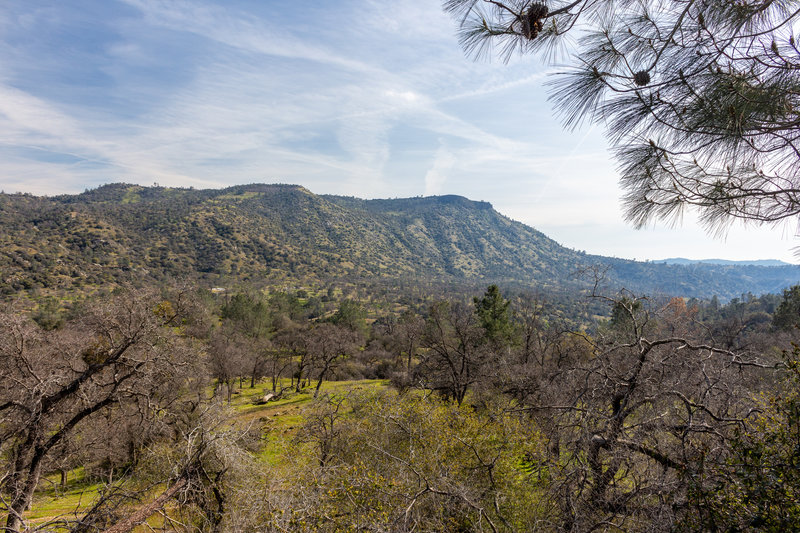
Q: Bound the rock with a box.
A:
[254,392,276,405]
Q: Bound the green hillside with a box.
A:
[1,183,797,299]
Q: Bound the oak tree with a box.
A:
[0,288,196,532]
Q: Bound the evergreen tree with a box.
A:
[474,284,515,346]
[773,284,800,331]
[444,1,800,234]
[221,292,270,337]
[329,299,368,337]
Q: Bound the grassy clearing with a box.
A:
[24,378,388,525]
[26,470,102,525]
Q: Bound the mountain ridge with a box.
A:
[658,257,792,267]
[1,183,798,300]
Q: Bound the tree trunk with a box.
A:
[314,375,325,398]
[6,453,44,533]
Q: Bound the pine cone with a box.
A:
[528,2,548,21]
[633,70,651,86]
[522,3,548,40]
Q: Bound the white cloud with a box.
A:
[119,0,377,73]
[386,90,420,104]
[359,0,454,40]
[0,84,84,142]
[424,145,457,195]
[0,0,794,261]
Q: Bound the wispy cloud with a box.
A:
[119,0,378,73]
[0,0,556,195]
[424,145,457,195]
[0,0,792,261]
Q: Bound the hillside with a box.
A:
[1,183,798,300]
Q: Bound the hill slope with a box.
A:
[0,183,797,299]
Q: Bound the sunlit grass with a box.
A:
[26,378,389,524]
[26,470,102,525]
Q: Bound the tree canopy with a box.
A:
[474,284,516,346]
[444,0,800,234]
[773,283,800,330]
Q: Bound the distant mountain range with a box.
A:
[658,258,793,267]
[1,183,798,300]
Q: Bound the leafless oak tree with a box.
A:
[0,288,196,532]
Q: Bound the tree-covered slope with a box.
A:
[0,183,797,299]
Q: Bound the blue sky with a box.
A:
[0,0,796,262]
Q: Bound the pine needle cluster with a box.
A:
[444,0,800,234]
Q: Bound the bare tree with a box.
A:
[513,291,551,366]
[263,343,294,395]
[0,288,197,532]
[417,300,491,405]
[523,292,781,531]
[307,323,361,398]
[297,393,349,467]
[274,325,313,393]
[386,311,426,375]
[68,405,263,533]
[207,327,249,404]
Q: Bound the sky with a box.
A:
[0,0,797,263]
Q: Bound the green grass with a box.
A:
[249,379,389,465]
[24,378,389,526]
[26,468,102,525]
[120,186,143,204]
[215,191,261,201]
